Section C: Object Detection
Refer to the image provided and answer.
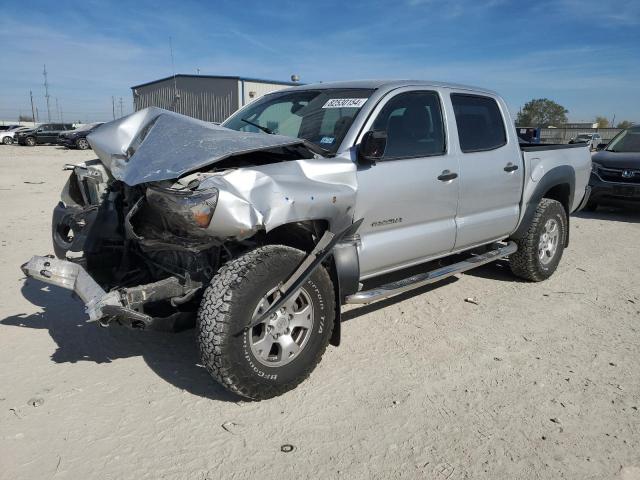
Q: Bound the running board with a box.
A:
[345,241,517,305]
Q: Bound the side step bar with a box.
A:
[345,241,517,304]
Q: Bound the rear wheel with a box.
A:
[2,136,12,145]
[76,138,90,150]
[197,245,335,400]
[25,136,36,146]
[510,198,567,282]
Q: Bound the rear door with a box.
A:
[448,92,523,249]
[354,88,460,278]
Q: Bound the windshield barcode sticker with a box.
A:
[322,98,368,109]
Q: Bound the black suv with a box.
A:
[17,123,74,146]
[57,122,103,150]
[588,125,640,210]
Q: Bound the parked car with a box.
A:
[587,125,640,210]
[569,133,602,150]
[21,80,591,400]
[58,122,104,150]
[0,124,21,131]
[0,126,31,145]
[16,123,74,146]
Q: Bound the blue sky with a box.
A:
[1,0,639,123]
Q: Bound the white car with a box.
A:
[0,126,31,145]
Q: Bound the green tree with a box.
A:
[616,120,633,129]
[595,116,609,128]
[516,98,568,128]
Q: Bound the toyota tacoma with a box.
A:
[22,80,591,400]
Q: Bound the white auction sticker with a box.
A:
[322,98,368,109]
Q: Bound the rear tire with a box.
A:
[510,198,567,282]
[197,245,335,400]
[2,136,12,145]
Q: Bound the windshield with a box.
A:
[576,134,591,140]
[606,126,640,152]
[223,88,374,153]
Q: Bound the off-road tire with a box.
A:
[25,136,36,146]
[2,136,12,145]
[510,198,567,282]
[197,245,335,400]
[76,138,90,150]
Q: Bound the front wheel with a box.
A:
[25,136,36,146]
[510,198,567,282]
[76,138,90,150]
[197,245,336,400]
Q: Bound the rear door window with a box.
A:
[451,94,507,152]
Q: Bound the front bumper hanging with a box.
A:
[21,256,198,331]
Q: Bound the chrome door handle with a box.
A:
[437,170,458,181]
[504,163,519,172]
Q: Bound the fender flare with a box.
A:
[329,239,361,346]
[512,165,575,246]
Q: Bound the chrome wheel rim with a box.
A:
[538,219,559,265]
[77,139,88,149]
[249,287,314,367]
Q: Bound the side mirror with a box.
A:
[358,130,387,164]
[596,143,607,151]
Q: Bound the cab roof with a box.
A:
[279,79,498,96]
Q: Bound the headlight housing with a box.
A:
[146,185,219,229]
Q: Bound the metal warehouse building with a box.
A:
[131,74,299,123]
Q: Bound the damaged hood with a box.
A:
[87,107,311,186]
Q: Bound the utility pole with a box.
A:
[36,107,40,123]
[112,96,116,120]
[29,91,36,123]
[55,97,60,121]
[43,65,51,122]
[119,97,124,117]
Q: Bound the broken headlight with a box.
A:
[146,185,219,229]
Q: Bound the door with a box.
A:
[38,125,57,144]
[354,89,460,278]
[448,93,523,249]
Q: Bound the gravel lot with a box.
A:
[1,145,639,480]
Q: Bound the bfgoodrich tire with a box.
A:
[510,198,567,282]
[197,245,335,400]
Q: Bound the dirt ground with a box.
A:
[0,145,638,480]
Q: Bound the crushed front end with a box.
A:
[22,107,358,331]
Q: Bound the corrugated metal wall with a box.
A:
[241,80,290,107]
[133,77,239,123]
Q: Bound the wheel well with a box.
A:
[543,183,570,215]
[264,220,329,253]
[542,183,571,247]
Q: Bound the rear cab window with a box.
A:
[450,94,507,153]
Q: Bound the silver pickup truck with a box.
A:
[22,80,591,400]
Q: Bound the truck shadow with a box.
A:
[574,207,640,224]
[0,279,240,402]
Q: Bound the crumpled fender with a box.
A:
[180,155,358,240]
